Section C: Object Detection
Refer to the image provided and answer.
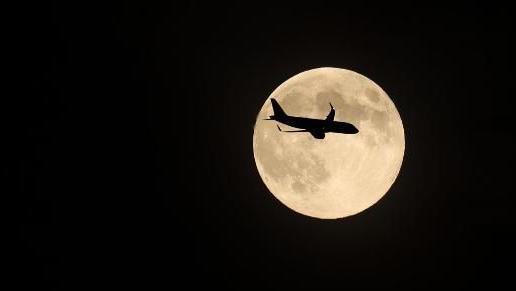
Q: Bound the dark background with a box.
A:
[8,2,515,290]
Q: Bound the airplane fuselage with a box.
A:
[272,115,359,134]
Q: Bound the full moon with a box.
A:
[253,67,405,219]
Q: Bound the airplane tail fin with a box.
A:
[270,98,287,118]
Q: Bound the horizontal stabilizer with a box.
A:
[277,125,308,133]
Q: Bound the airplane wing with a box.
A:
[325,103,335,121]
[309,131,325,139]
[277,125,308,132]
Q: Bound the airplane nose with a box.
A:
[353,125,359,133]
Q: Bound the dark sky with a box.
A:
[9,2,516,290]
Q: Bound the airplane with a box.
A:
[264,98,359,139]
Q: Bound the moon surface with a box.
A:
[253,67,405,219]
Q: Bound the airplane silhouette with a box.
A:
[265,98,359,139]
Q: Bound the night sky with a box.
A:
[10,2,516,290]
